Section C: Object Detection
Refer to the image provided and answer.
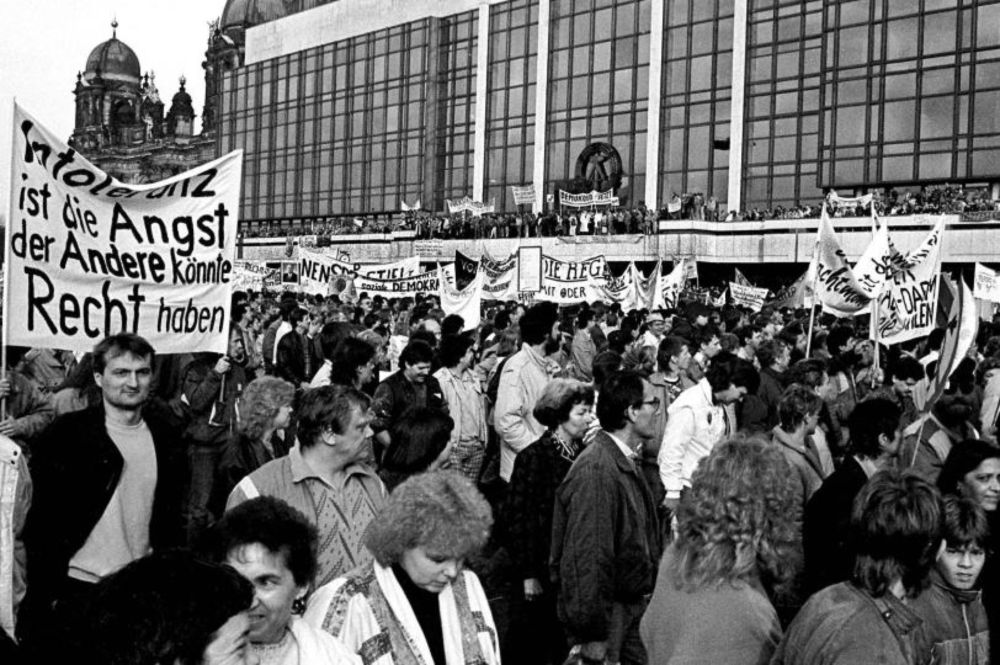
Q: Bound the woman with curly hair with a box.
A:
[212,376,295,515]
[305,471,500,665]
[640,435,798,665]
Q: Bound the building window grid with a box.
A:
[547,0,651,207]
[659,0,734,209]
[821,0,1000,190]
[437,11,479,206]
[485,0,539,212]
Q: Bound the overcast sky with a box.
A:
[0,0,226,212]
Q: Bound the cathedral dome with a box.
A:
[221,0,295,32]
[84,22,141,85]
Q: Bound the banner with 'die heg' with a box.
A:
[6,103,242,354]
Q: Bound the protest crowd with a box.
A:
[3,254,1000,665]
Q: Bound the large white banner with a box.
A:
[876,218,944,344]
[355,268,440,297]
[480,249,517,301]
[298,248,354,295]
[558,189,619,208]
[729,282,769,311]
[6,104,241,353]
[354,256,421,280]
[537,255,607,304]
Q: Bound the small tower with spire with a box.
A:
[166,75,195,138]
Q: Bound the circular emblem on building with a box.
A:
[575,142,623,193]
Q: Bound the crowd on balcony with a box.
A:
[236,183,999,240]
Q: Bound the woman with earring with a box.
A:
[211,496,360,664]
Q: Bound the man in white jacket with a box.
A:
[658,353,759,513]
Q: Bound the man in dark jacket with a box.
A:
[551,370,662,665]
[803,398,902,595]
[371,340,447,462]
[18,333,185,652]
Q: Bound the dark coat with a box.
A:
[370,370,447,436]
[550,431,661,643]
[181,356,248,446]
[803,456,870,595]
[276,330,308,386]
[501,431,579,585]
[18,404,185,638]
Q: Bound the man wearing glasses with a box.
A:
[551,370,663,665]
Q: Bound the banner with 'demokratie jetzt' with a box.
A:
[6,103,242,353]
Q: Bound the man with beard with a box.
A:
[495,302,561,481]
[19,334,185,649]
[901,359,980,483]
[371,340,446,463]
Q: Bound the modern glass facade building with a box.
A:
[215,0,1000,225]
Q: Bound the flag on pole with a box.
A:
[734,268,752,287]
[923,275,978,413]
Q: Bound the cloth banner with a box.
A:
[661,259,693,309]
[974,263,1000,303]
[875,218,944,344]
[712,288,727,308]
[439,271,482,331]
[558,189,619,208]
[454,250,479,291]
[734,268,752,287]
[6,103,241,354]
[666,195,682,214]
[923,276,978,413]
[354,256,421,280]
[813,208,883,317]
[635,261,666,311]
[729,282,769,311]
[511,185,535,206]
[446,197,495,216]
[536,255,606,304]
[770,263,816,310]
[480,249,517,301]
[355,268,440,298]
[400,199,421,211]
[601,263,637,309]
[232,261,273,292]
[298,248,355,295]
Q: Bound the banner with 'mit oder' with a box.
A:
[6,103,242,354]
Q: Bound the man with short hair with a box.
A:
[19,334,185,645]
[803,398,903,595]
[371,340,447,459]
[659,353,758,511]
[494,303,560,481]
[772,385,827,514]
[752,338,791,429]
[551,371,661,665]
[640,312,667,350]
[227,385,386,587]
[775,470,942,664]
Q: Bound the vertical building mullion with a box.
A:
[728,0,748,210]
[645,0,664,208]
[532,0,551,211]
[474,4,490,202]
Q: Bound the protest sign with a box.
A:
[537,255,606,304]
[661,258,694,308]
[729,282,769,311]
[601,263,636,309]
[813,208,879,316]
[480,249,517,301]
[974,263,1000,304]
[558,189,619,208]
[355,268,440,297]
[298,248,354,295]
[454,250,479,290]
[232,261,273,292]
[876,218,944,344]
[440,272,482,330]
[517,246,543,293]
[511,185,535,206]
[5,103,240,354]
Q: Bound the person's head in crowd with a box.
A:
[851,470,943,598]
[438,333,476,371]
[92,333,155,412]
[509,304,527,328]
[330,337,378,389]
[671,435,799,591]
[296,385,373,468]
[232,302,249,328]
[362,312,381,331]
[232,290,249,308]
[686,303,711,327]
[938,439,1000,513]
[441,314,464,337]
[826,324,856,359]
[590,301,607,324]
[778,321,807,354]
[576,308,595,331]
[849,398,902,463]
[239,376,295,443]
[752,312,780,338]
[364,471,492,592]
[622,344,657,377]
[935,495,989,591]
[418,316,442,342]
[785,358,833,401]
[290,307,311,334]
[696,325,723,360]
[520,302,561,352]
[592,350,623,393]
[318,322,351,361]
[596,370,659,440]
[357,329,388,365]
[358,295,373,315]
[734,324,764,355]
[210,497,318,645]
[646,312,667,338]
[657,335,692,375]
[887,356,924,399]
[54,352,102,408]
[410,327,439,351]
[399,340,434,384]
[757,339,791,373]
[778,384,823,437]
[977,354,1000,389]
[495,327,521,359]
[533,379,595,443]
[718,332,740,354]
[606,329,631,355]
[76,551,253,665]
[278,299,298,322]
[381,409,455,491]
[705,353,759,405]
[926,327,946,355]
[494,310,512,331]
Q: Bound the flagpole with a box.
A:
[1,99,18,421]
